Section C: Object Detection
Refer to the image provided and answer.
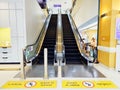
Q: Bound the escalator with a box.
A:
[62,14,85,65]
[33,15,57,65]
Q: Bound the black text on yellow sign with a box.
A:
[2,80,57,88]
[62,80,118,88]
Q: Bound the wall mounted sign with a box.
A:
[116,18,120,40]
[54,4,61,7]
[0,28,11,47]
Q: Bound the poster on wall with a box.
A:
[116,18,120,40]
[0,28,11,47]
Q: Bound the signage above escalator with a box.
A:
[54,4,61,7]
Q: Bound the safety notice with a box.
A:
[62,80,118,88]
[2,80,57,88]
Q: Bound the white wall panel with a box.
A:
[71,0,98,28]
[0,0,23,9]
[8,2,15,9]
[16,10,24,36]
[0,54,2,62]
[11,38,18,62]
[9,10,17,36]
[10,37,18,62]
[0,2,8,9]
[17,37,24,62]
[116,45,120,71]
[0,10,9,27]
[24,0,46,45]
[15,0,23,10]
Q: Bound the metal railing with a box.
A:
[56,9,63,53]
[54,9,65,65]
[44,48,48,79]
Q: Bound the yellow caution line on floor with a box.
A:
[1,79,118,89]
[2,80,57,88]
[62,80,118,88]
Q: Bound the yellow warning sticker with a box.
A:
[62,80,118,88]
[2,80,57,88]
[62,80,81,88]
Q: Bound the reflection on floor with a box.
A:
[15,65,105,78]
[15,65,58,78]
[62,65,105,77]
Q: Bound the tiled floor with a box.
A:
[15,65,58,78]
[0,63,120,90]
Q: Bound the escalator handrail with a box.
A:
[69,15,83,42]
[55,12,64,53]
[23,14,51,63]
[68,14,83,51]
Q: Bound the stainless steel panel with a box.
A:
[62,65,105,78]
[15,65,57,78]
[15,65,105,78]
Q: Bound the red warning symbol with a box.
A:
[82,81,94,88]
[25,81,36,88]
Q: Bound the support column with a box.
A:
[98,0,120,68]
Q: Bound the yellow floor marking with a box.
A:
[62,80,118,88]
[2,80,57,88]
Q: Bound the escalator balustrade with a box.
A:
[33,15,57,65]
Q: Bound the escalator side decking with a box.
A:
[33,15,57,65]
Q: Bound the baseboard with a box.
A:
[0,64,21,70]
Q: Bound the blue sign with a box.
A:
[54,4,61,7]
[116,18,120,40]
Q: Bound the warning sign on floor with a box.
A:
[62,80,118,88]
[2,80,57,88]
[82,81,94,88]
[25,81,37,88]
